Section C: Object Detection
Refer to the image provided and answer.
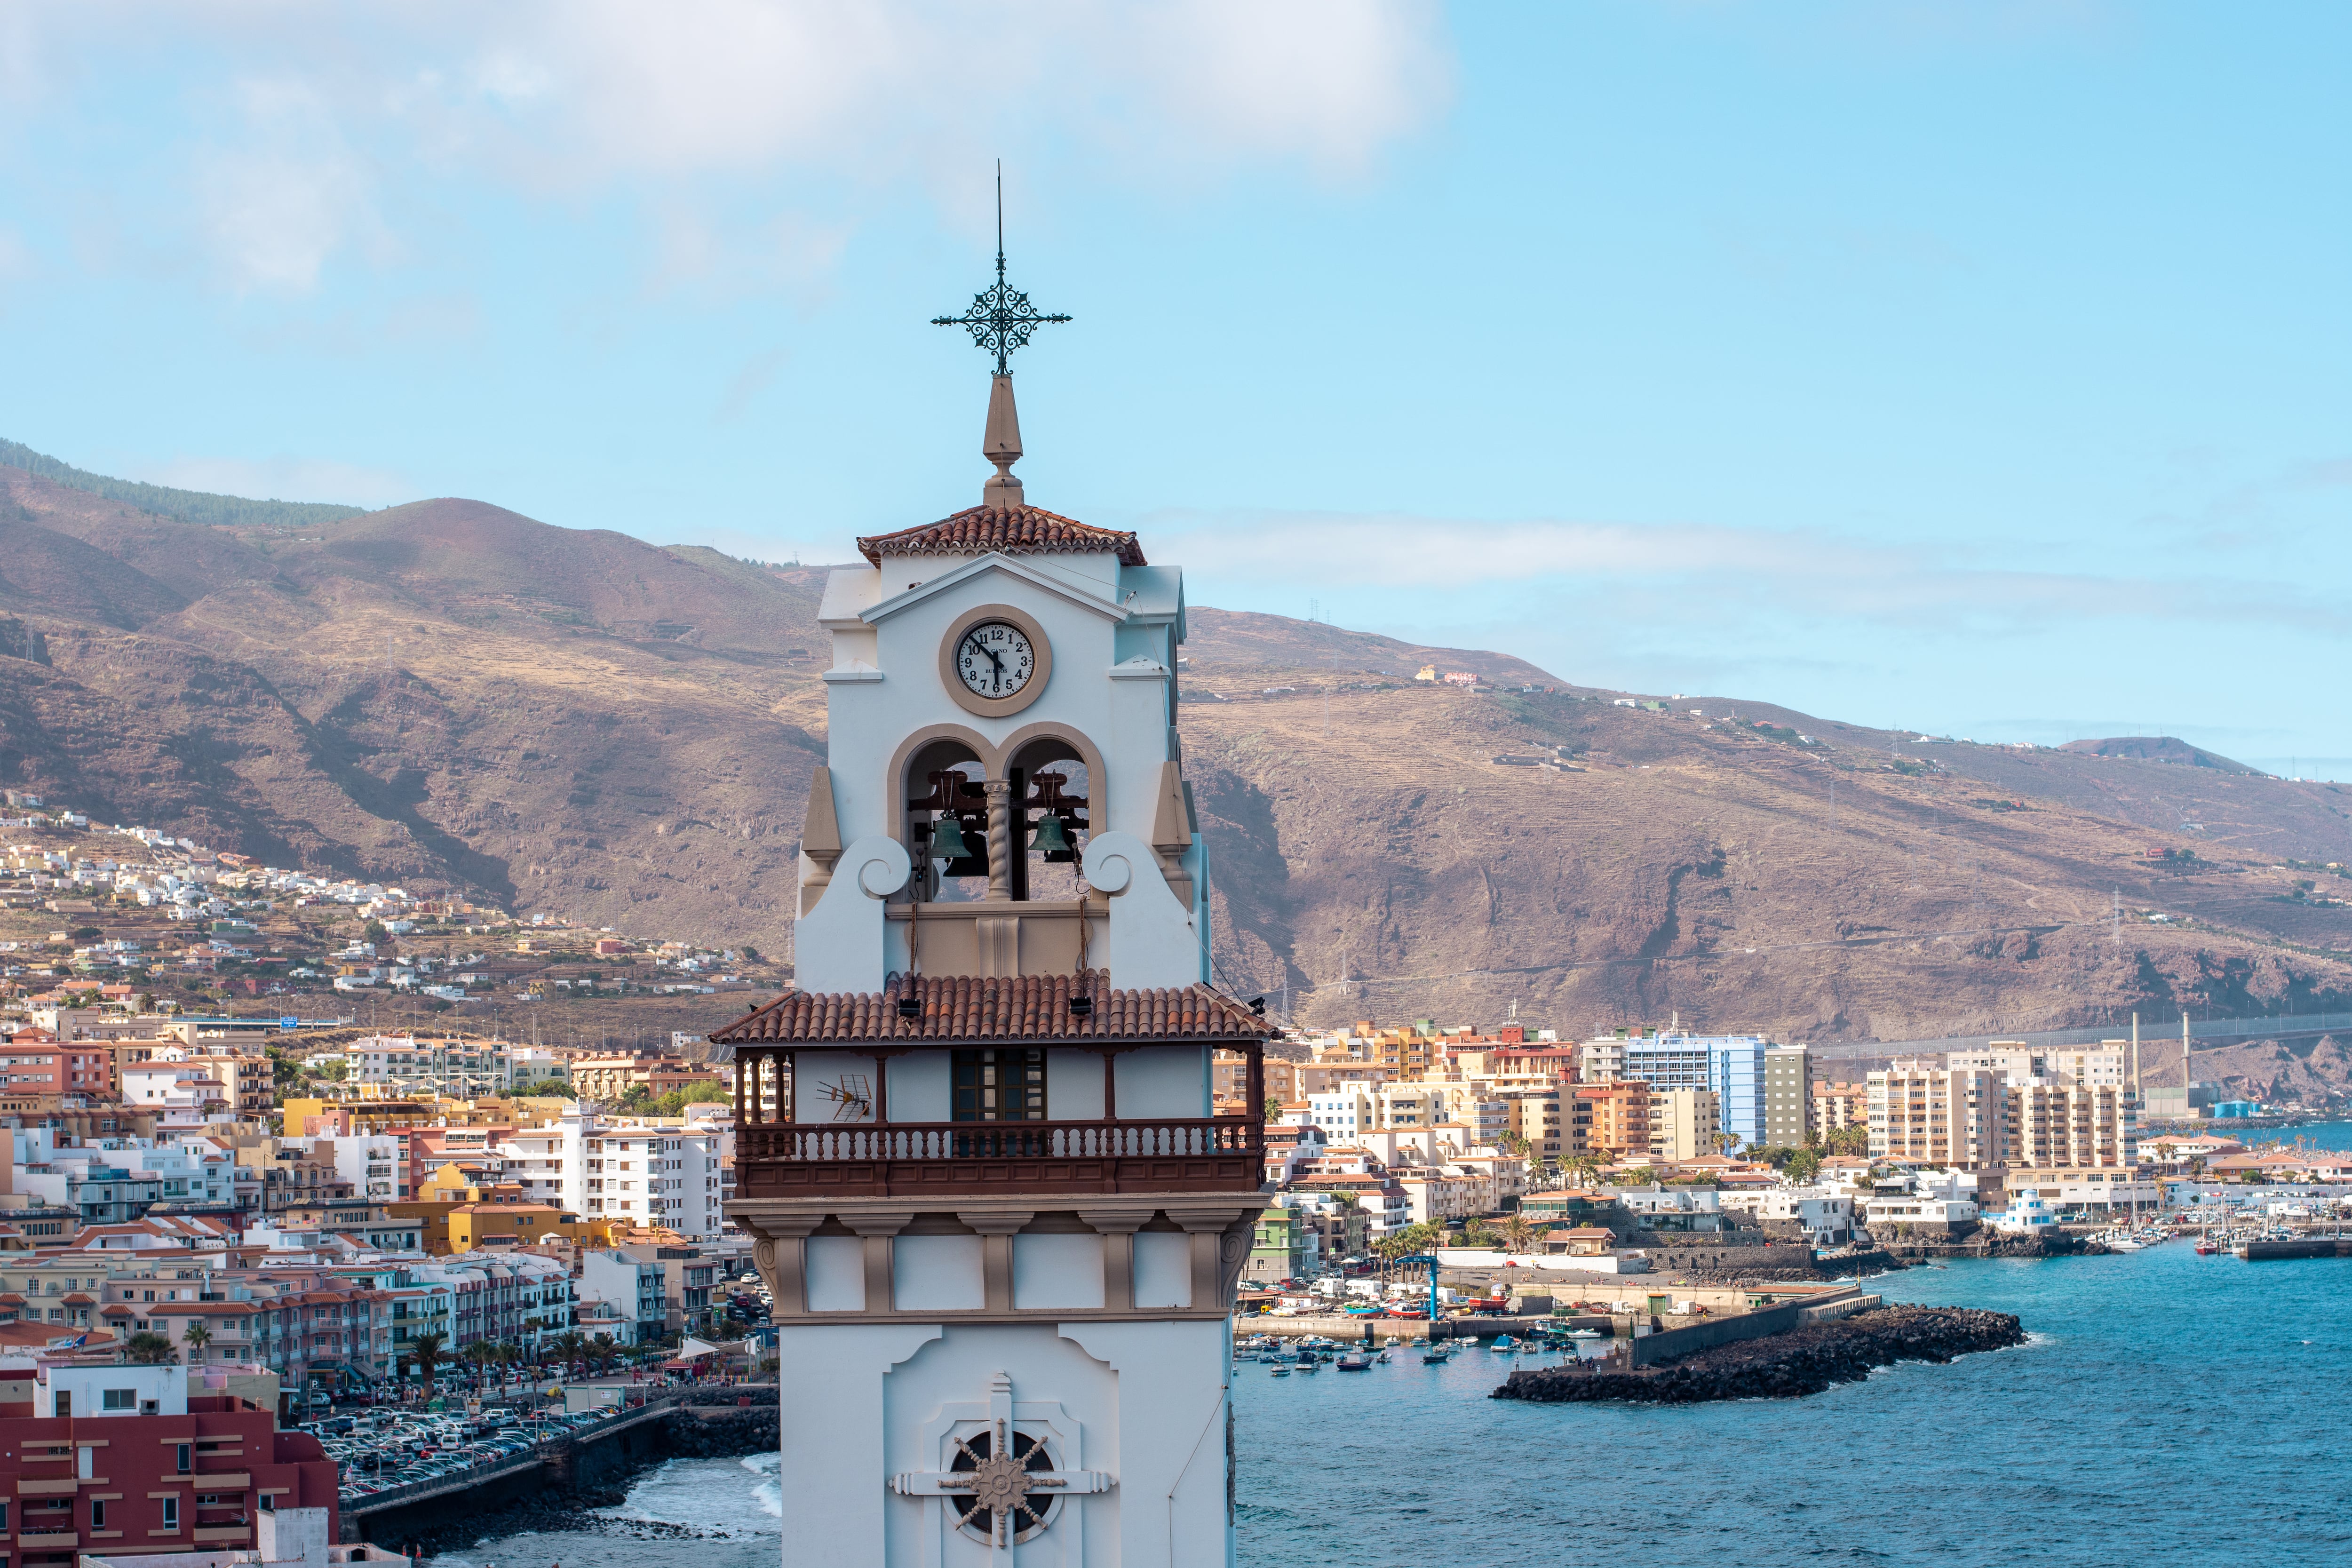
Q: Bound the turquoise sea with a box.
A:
[447,1129,2352,1568]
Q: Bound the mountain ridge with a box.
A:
[3,454,2349,1043]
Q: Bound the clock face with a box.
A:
[955,621,1036,699]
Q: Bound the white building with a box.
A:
[318,1134,403,1204]
[1307,1087,1377,1139]
[1717,1186,1855,1245]
[495,1114,723,1242]
[579,1248,668,1344]
[1861,1195,1979,1236]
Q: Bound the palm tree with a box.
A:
[182,1322,212,1363]
[551,1330,585,1376]
[587,1333,620,1374]
[407,1329,447,1394]
[1499,1212,1539,1254]
[461,1340,499,1386]
[125,1331,176,1364]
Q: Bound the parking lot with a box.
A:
[320,1395,659,1508]
[307,1269,774,1509]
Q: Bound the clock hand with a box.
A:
[969,636,1006,688]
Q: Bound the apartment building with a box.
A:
[568,1053,691,1102]
[0,1362,342,1553]
[1866,1067,2008,1170]
[570,1117,723,1241]
[1811,1080,1868,1135]
[1763,1044,1812,1147]
[1648,1087,1723,1164]
[1212,1050,1297,1107]
[1620,1034,1770,1149]
[1946,1042,2128,1089]
[2009,1081,2137,1171]
[1574,1082,1653,1160]
[1499,1086,1571,1162]
[580,1248,668,1343]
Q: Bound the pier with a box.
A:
[2233,1236,2352,1260]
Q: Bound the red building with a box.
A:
[0,1362,337,1566]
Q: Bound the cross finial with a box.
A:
[932,163,1072,377]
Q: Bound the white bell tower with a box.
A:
[719,228,1270,1567]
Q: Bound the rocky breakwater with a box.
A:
[1489,1306,2025,1405]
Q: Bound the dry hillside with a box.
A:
[5,460,2351,1048]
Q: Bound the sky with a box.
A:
[1,2,2346,775]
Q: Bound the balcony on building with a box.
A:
[719,971,1269,1198]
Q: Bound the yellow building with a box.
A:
[388,1166,615,1254]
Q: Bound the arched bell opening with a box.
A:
[903,739,988,903]
[1006,736,1092,904]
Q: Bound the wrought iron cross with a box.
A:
[933,164,1071,375]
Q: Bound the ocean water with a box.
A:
[2259,1117,2352,1150]
[447,1240,2352,1568]
[429,1452,780,1568]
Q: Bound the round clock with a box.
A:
[955,621,1035,699]
[939,604,1053,716]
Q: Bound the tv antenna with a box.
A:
[816,1072,873,1122]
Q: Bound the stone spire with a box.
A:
[982,374,1023,510]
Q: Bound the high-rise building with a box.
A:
[1574,1082,1653,1160]
[716,331,1268,1565]
[1867,1067,2009,1170]
[1946,1042,2127,1088]
[1617,1034,1771,1150]
[1764,1044,1812,1147]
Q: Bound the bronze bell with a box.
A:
[928,813,972,861]
[1031,813,1071,855]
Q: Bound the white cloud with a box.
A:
[437,0,1449,187]
[28,1,1453,292]
[193,78,389,294]
[128,454,411,509]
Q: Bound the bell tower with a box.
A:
[719,207,1269,1567]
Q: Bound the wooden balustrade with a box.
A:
[735,1115,1265,1197]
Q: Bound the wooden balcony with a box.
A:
[736,1116,1265,1198]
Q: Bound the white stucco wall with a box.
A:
[1116,1046,1211,1118]
[888,1054,954,1122]
[1132,1232,1192,1310]
[1047,1049,1106,1120]
[894,1235,986,1311]
[1013,1234,1105,1311]
[806,1236,867,1311]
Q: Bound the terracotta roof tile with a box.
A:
[857,506,1145,569]
[710,971,1268,1046]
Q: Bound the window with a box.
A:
[89,1501,104,1530]
[53,1392,69,1418]
[176,1443,191,1474]
[161,1497,178,1530]
[952,1050,1048,1122]
[102,1388,135,1410]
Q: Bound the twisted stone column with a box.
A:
[984,779,1013,900]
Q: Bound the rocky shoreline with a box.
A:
[1489,1305,2026,1404]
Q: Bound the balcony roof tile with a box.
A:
[711,971,1269,1046]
